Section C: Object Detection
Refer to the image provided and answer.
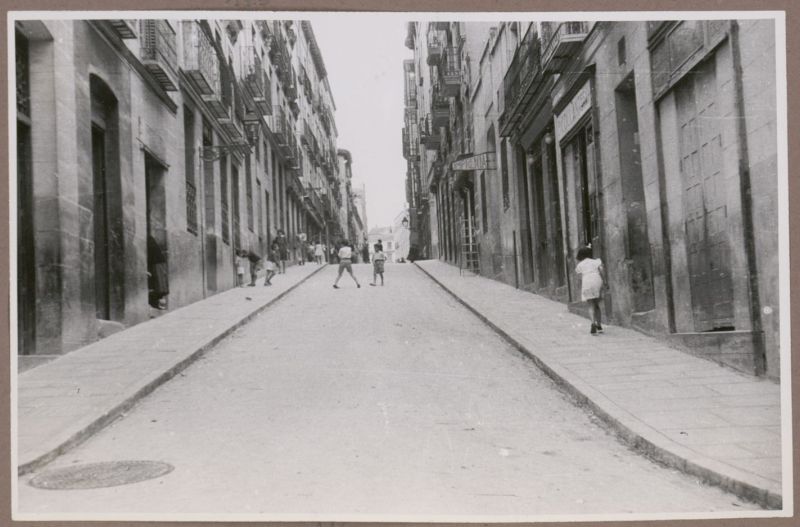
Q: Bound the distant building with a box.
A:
[368,226,396,263]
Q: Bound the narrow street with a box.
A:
[18,263,758,517]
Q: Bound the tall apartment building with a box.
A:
[404,20,781,378]
[14,18,359,356]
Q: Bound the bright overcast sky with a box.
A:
[312,17,411,231]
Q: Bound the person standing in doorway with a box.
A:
[576,244,607,335]
[275,230,288,274]
[333,240,361,289]
[147,234,169,310]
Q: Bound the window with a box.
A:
[183,106,198,234]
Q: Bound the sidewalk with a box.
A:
[416,260,784,509]
[16,263,327,476]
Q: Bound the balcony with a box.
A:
[427,35,445,65]
[287,136,301,169]
[408,124,420,159]
[140,20,178,91]
[431,89,450,128]
[183,21,220,96]
[218,115,244,141]
[242,46,265,98]
[271,106,291,148]
[285,68,298,101]
[108,20,137,39]
[419,117,441,151]
[499,24,544,136]
[540,21,591,74]
[440,46,461,97]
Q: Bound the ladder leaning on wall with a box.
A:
[459,216,480,276]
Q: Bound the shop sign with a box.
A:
[555,80,592,140]
[451,152,497,171]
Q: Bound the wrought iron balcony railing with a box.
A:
[430,87,450,128]
[182,21,220,96]
[540,21,591,74]
[426,32,445,65]
[419,116,441,151]
[499,24,543,136]
[140,20,178,91]
[108,20,137,39]
[440,46,461,97]
[271,106,290,146]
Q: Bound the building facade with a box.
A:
[15,18,362,356]
[403,20,780,378]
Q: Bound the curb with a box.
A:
[18,264,328,477]
[414,262,782,510]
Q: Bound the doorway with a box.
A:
[675,58,734,331]
[616,73,655,313]
[202,119,217,292]
[145,153,168,309]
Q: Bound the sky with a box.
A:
[312,18,412,231]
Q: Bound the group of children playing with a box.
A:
[237,238,604,335]
[235,239,389,290]
[236,244,280,288]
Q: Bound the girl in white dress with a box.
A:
[575,245,607,335]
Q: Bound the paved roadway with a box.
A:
[18,263,759,518]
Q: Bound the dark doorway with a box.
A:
[91,125,110,319]
[516,146,534,284]
[16,29,35,354]
[145,153,168,309]
[90,75,124,322]
[529,148,550,287]
[616,74,655,313]
[17,120,35,354]
[202,120,217,292]
[546,138,566,287]
[231,163,241,253]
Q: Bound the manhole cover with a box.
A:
[28,460,174,490]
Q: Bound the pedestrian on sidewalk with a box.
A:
[147,234,169,310]
[275,230,288,274]
[576,244,606,335]
[263,246,277,286]
[370,244,386,286]
[246,249,262,287]
[314,240,324,264]
[235,251,246,287]
[333,240,361,289]
[297,232,307,266]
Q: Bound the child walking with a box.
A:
[263,246,277,286]
[575,245,606,335]
[370,244,386,286]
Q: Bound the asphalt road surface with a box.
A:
[18,263,759,519]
